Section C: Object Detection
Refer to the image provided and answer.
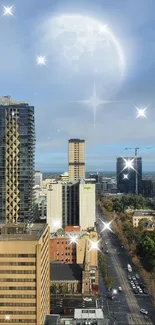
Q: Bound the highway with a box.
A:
[96,205,155,325]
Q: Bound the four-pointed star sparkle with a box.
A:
[89,239,101,252]
[68,235,78,245]
[99,219,115,233]
[2,5,14,17]
[122,157,135,171]
[136,106,147,119]
[123,173,129,180]
[70,81,118,127]
[36,56,46,65]
[52,220,62,230]
[5,315,11,321]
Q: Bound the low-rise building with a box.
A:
[132,210,155,229]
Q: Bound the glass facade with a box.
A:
[0,99,35,223]
[117,156,142,194]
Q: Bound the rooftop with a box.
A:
[133,210,155,217]
[50,263,82,281]
[0,96,28,106]
[44,315,60,325]
[74,309,104,320]
[0,223,48,241]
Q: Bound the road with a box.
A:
[96,205,155,325]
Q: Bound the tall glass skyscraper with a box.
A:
[0,96,35,223]
[117,156,142,194]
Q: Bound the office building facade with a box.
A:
[0,96,35,223]
[0,223,50,325]
[47,180,96,233]
[117,156,142,194]
[79,182,96,230]
[68,139,85,182]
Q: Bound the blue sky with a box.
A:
[1,0,155,171]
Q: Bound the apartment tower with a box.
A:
[0,223,50,325]
[0,96,35,223]
[68,139,85,182]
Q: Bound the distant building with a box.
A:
[132,210,155,230]
[0,96,35,223]
[68,139,85,182]
[0,223,50,325]
[60,172,69,182]
[142,179,153,197]
[35,171,43,187]
[117,156,142,194]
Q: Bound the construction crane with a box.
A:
[124,147,152,156]
[124,147,152,194]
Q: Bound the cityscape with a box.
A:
[0,1,155,325]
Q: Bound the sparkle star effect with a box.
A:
[69,81,118,127]
[123,173,129,180]
[36,56,46,65]
[122,157,136,171]
[89,239,101,252]
[2,5,14,18]
[68,235,78,245]
[5,315,11,321]
[135,106,147,119]
[52,220,62,230]
[99,218,115,234]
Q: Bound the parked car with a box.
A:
[140,309,148,315]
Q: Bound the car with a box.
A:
[105,241,108,245]
[139,288,143,294]
[128,275,132,280]
[106,250,109,254]
[136,274,140,279]
[118,286,122,292]
[143,288,148,294]
[140,309,148,315]
[83,297,92,302]
[134,281,138,285]
[133,288,138,294]
[132,276,136,281]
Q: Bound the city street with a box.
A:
[96,205,155,325]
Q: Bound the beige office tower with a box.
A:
[0,223,50,325]
[68,139,85,182]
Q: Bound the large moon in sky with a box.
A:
[38,14,125,98]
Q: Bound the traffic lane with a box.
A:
[99,224,152,325]
[107,233,155,320]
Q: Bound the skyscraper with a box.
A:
[0,96,35,223]
[68,139,85,182]
[117,156,142,194]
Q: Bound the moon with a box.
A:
[38,14,125,97]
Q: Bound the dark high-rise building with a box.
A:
[117,156,142,194]
[62,181,79,226]
[0,96,35,223]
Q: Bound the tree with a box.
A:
[138,218,148,230]
[104,276,115,289]
[103,199,113,212]
[50,283,57,294]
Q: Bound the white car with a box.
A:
[136,274,140,279]
[118,286,122,292]
[83,297,92,302]
[139,288,143,294]
[140,309,148,315]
